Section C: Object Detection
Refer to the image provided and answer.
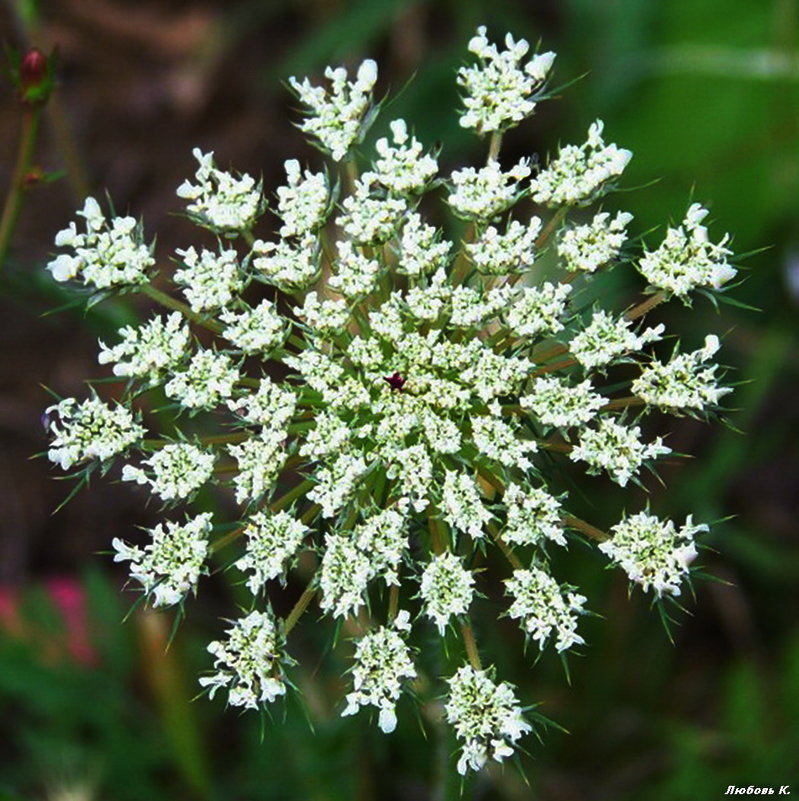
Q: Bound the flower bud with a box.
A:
[20,48,47,91]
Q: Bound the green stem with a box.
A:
[460,622,482,670]
[388,583,399,622]
[284,584,317,635]
[601,396,644,412]
[487,131,503,163]
[487,522,523,570]
[625,290,667,321]
[0,104,42,273]
[563,514,609,543]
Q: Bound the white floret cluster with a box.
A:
[176,148,264,234]
[44,24,737,778]
[446,665,532,775]
[112,513,212,607]
[599,512,706,597]
[458,26,555,134]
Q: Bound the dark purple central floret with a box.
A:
[383,371,406,391]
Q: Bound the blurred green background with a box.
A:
[0,0,797,799]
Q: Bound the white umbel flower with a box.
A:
[459,26,555,134]
[419,552,474,634]
[521,376,605,428]
[176,148,263,234]
[122,442,215,501]
[46,396,144,470]
[599,512,706,597]
[372,119,438,196]
[299,411,352,459]
[397,213,452,276]
[297,291,351,335]
[637,203,736,297]
[558,210,633,273]
[98,313,189,379]
[448,158,531,220]
[503,482,565,547]
[228,430,286,504]
[441,471,491,540]
[354,505,409,585]
[336,175,407,245]
[570,418,671,486]
[319,534,373,619]
[227,377,297,427]
[48,196,154,289]
[466,218,542,274]
[329,241,381,298]
[252,233,319,290]
[570,309,664,370]
[220,300,284,354]
[276,159,329,238]
[387,444,434,512]
[165,349,239,409]
[174,246,243,312]
[632,334,731,412]
[308,452,369,518]
[236,511,309,593]
[199,609,287,709]
[112,512,212,607]
[472,412,537,469]
[449,284,513,328]
[505,567,586,652]
[342,612,417,733]
[505,282,572,338]
[446,665,531,775]
[289,60,378,161]
[530,120,632,207]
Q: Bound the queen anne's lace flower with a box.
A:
[44,23,735,773]
[420,552,474,634]
[174,246,243,312]
[530,120,632,207]
[633,334,731,412]
[112,513,212,607]
[459,26,555,134]
[558,210,633,273]
[47,396,144,470]
[199,609,287,708]
[373,119,438,195]
[98,313,189,379]
[570,309,664,370]
[220,300,284,353]
[289,60,378,161]
[505,567,587,652]
[446,665,531,775]
[165,349,239,409]
[521,376,605,428]
[236,511,309,593]
[342,611,416,732]
[638,203,737,297]
[503,482,565,547]
[252,233,319,290]
[505,282,572,337]
[48,196,154,288]
[599,512,706,596]
[448,158,531,220]
[122,442,215,501]
[570,418,671,486]
[466,218,541,274]
[176,148,263,234]
[276,159,329,238]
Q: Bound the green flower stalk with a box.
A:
[43,26,738,776]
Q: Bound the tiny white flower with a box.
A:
[441,471,492,540]
[599,512,706,597]
[521,376,604,428]
[176,148,263,233]
[228,429,286,504]
[165,349,239,410]
[505,282,572,338]
[329,240,381,298]
[122,442,215,501]
[174,246,243,312]
[319,534,372,618]
[448,158,531,220]
[372,119,438,195]
[199,608,287,709]
[530,120,632,207]
[397,213,452,276]
[276,159,329,238]
[112,512,212,607]
[252,233,319,290]
[419,552,474,634]
[220,300,285,354]
[466,218,542,274]
[558,210,633,273]
[336,175,407,245]
[503,482,565,547]
[446,664,531,774]
[570,309,664,370]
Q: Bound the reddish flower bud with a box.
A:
[20,48,47,91]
